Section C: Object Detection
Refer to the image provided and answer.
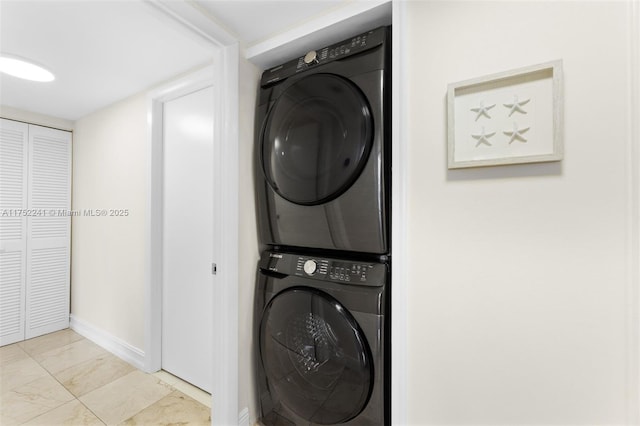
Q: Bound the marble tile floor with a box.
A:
[0,329,211,425]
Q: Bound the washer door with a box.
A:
[260,287,373,425]
[261,73,373,206]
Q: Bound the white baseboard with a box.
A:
[69,314,146,371]
[238,407,249,426]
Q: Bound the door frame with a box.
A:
[391,2,409,425]
[143,2,240,424]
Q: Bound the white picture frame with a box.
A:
[447,60,563,169]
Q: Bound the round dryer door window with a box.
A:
[261,73,373,205]
[260,287,373,425]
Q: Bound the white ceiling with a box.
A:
[194,0,347,45]
[0,0,352,122]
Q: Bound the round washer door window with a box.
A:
[259,287,373,425]
[261,73,373,206]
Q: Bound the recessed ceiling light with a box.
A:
[0,55,55,82]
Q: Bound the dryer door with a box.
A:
[259,286,373,425]
[261,73,373,206]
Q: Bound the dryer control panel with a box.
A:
[261,26,388,87]
[260,250,387,287]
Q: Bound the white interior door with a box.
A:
[0,119,28,346]
[162,85,214,393]
[25,125,71,339]
[0,119,70,346]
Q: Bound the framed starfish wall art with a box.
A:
[447,60,563,169]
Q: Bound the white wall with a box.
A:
[405,1,638,424]
[70,56,262,420]
[71,93,148,350]
[0,106,74,131]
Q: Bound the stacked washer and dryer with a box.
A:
[253,26,391,425]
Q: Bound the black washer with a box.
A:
[254,250,388,426]
[259,287,373,424]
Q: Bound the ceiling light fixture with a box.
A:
[0,55,55,82]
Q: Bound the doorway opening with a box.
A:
[145,45,240,425]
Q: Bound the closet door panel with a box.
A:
[25,125,71,339]
[0,119,28,346]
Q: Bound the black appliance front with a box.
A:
[255,27,390,254]
[254,250,388,425]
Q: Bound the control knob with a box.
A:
[303,259,317,275]
[303,50,319,65]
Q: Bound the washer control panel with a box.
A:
[294,31,373,72]
[296,256,378,284]
[261,26,388,87]
[260,250,386,287]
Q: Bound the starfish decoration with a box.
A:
[470,101,495,121]
[504,95,530,116]
[503,122,530,144]
[471,126,496,147]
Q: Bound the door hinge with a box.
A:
[212,263,217,275]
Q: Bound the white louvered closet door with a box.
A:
[0,119,28,346]
[25,124,71,339]
[0,119,71,346]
